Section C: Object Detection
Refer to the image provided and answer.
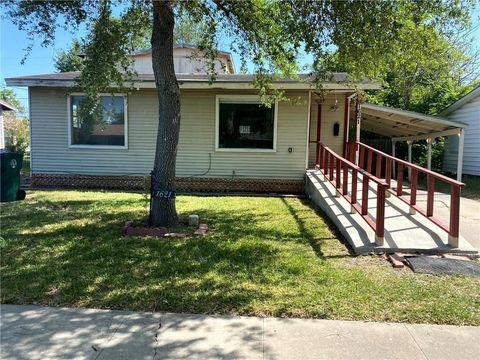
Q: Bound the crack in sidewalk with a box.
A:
[152,317,162,360]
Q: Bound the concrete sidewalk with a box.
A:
[1,305,479,360]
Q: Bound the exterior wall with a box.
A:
[443,95,480,176]
[308,93,347,168]
[29,87,310,182]
[131,48,232,74]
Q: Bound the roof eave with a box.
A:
[362,103,468,129]
[5,78,381,91]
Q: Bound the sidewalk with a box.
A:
[1,304,479,359]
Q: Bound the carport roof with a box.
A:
[359,103,468,141]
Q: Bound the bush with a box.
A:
[4,115,29,154]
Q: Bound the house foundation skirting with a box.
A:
[31,173,305,194]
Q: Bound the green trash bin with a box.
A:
[1,151,25,202]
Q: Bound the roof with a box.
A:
[440,86,480,116]
[0,100,17,112]
[130,45,236,74]
[360,103,467,141]
[5,72,380,91]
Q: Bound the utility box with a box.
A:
[1,151,25,202]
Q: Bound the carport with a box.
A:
[356,103,468,181]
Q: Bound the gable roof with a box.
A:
[440,86,480,116]
[5,72,380,91]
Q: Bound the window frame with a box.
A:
[67,93,129,149]
[215,95,278,153]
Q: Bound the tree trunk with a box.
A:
[150,1,180,227]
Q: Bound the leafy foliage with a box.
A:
[0,88,24,113]
[5,0,475,100]
[0,88,29,153]
[54,39,85,73]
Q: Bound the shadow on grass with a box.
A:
[279,197,354,259]
[1,192,346,315]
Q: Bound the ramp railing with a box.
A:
[317,143,388,245]
[347,142,464,247]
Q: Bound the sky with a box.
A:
[1,5,479,112]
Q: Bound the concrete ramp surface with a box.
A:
[305,170,477,255]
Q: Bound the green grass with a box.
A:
[1,190,479,325]
[20,153,30,175]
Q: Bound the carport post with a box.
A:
[407,140,413,181]
[457,129,465,182]
[426,138,432,170]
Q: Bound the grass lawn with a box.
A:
[1,190,479,325]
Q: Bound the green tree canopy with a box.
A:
[54,39,85,73]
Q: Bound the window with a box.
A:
[216,96,277,151]
[69,95,127,148]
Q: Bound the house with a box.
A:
[6,46,475,252]
[0,100,17,150]
[5,47,379,193]
[442,86,480,177]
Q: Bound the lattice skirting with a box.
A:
[31,173,305,194]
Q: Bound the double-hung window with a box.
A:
[216,95,277,151]
[69,94,127,148]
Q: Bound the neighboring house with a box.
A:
[0,100,17,150]
[442,86,480,177]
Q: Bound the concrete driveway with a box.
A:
[415,191,480,251]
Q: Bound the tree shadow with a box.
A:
[1,191,353,320]
[279,197,354,259]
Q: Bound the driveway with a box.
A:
[415,191,480,251]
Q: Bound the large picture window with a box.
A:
[69,95,127,148]
[217,96,276,151]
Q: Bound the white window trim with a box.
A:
[215,95,278,153]
[67,93,128,149]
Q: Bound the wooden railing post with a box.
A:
[359,144,365,169]
[323,146,328,180]
[375,153,382,178]
[361,175,369,215]
[351,169,358,214]
[366,149,373,173]
[409,168,418,215]
[375,184,386,246]
[335,158,341,195]
[426,175,435,217]
[318,145,324,169]
[397,163,404,196]
[385,158,392,198]
[329,153,334,181]
[342,162,348,195]
[449,185,460,248]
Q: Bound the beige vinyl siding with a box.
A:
[29,87,309,180]
[308,93,346,168]
[443,95,480,176]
